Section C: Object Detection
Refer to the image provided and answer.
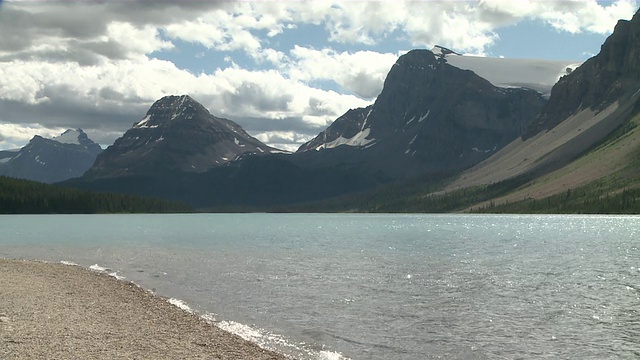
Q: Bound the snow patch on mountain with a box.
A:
[361,108,373,130]
[134,115,159,129]
[418,110,430,123]
[409,134,418,145]
[316,128,375,150]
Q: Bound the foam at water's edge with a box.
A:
[87,263,126,280]
[10,258,350,360]
[89,264,108,272]
[167,298,194,313]
[108,272,126,281]
[317,350,351,360]
[214,319,351,360]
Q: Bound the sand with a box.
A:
[0,259,288,359]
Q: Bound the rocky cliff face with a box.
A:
[0,129,102,183]
[85,95,278,178]
[297,49,547,179]
[526,10,640,137]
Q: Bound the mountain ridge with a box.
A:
[0,129,102,184]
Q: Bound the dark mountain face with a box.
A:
[526,9,640,137]
[0,129,102,183]
[297,49,547,179]
[85,95,278,178]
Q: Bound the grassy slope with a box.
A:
[471,111,640,213]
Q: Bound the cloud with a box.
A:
[0,51,370,148]
[0,0,637,151]
[287,47,398,99]
[0,122,66,150]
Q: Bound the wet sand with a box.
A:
[0,259,287,359]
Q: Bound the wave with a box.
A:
[212,318,350,360]
[57,260,350,360]
[89,263,109,272]
[87,263,126,281]
[167,298,194,314]
[60,260,79,266]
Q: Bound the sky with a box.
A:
[0,0,638,152]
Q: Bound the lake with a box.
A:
[1,214,639,359]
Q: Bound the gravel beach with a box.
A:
[0,259,287,359]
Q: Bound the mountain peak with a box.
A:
[52,128,85,145]
[134,94,209,129]
[155,94,198,108]
[431,45,462,58]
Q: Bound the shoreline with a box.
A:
[0,259,288,359]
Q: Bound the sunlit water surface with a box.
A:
[1,214,639,359]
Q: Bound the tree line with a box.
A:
[0,176,192,214]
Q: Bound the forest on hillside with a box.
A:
[0,176,191,214]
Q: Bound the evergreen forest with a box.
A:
[0,176,191,214]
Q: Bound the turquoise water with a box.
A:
[1,214,639,359]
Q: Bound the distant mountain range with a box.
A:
[0,129,102,183]
[9,9,640,213]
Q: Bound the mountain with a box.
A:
[59,10,640,214]
[282,11,640,215]
[527,14,640,136]
[0,129,102,183]
[66,50,566,209]
[84,95,279,179]
[445,9,640,201]
[296,49,547,180]
[311,9,640,214]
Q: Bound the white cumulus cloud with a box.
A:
[0,0,637,151]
